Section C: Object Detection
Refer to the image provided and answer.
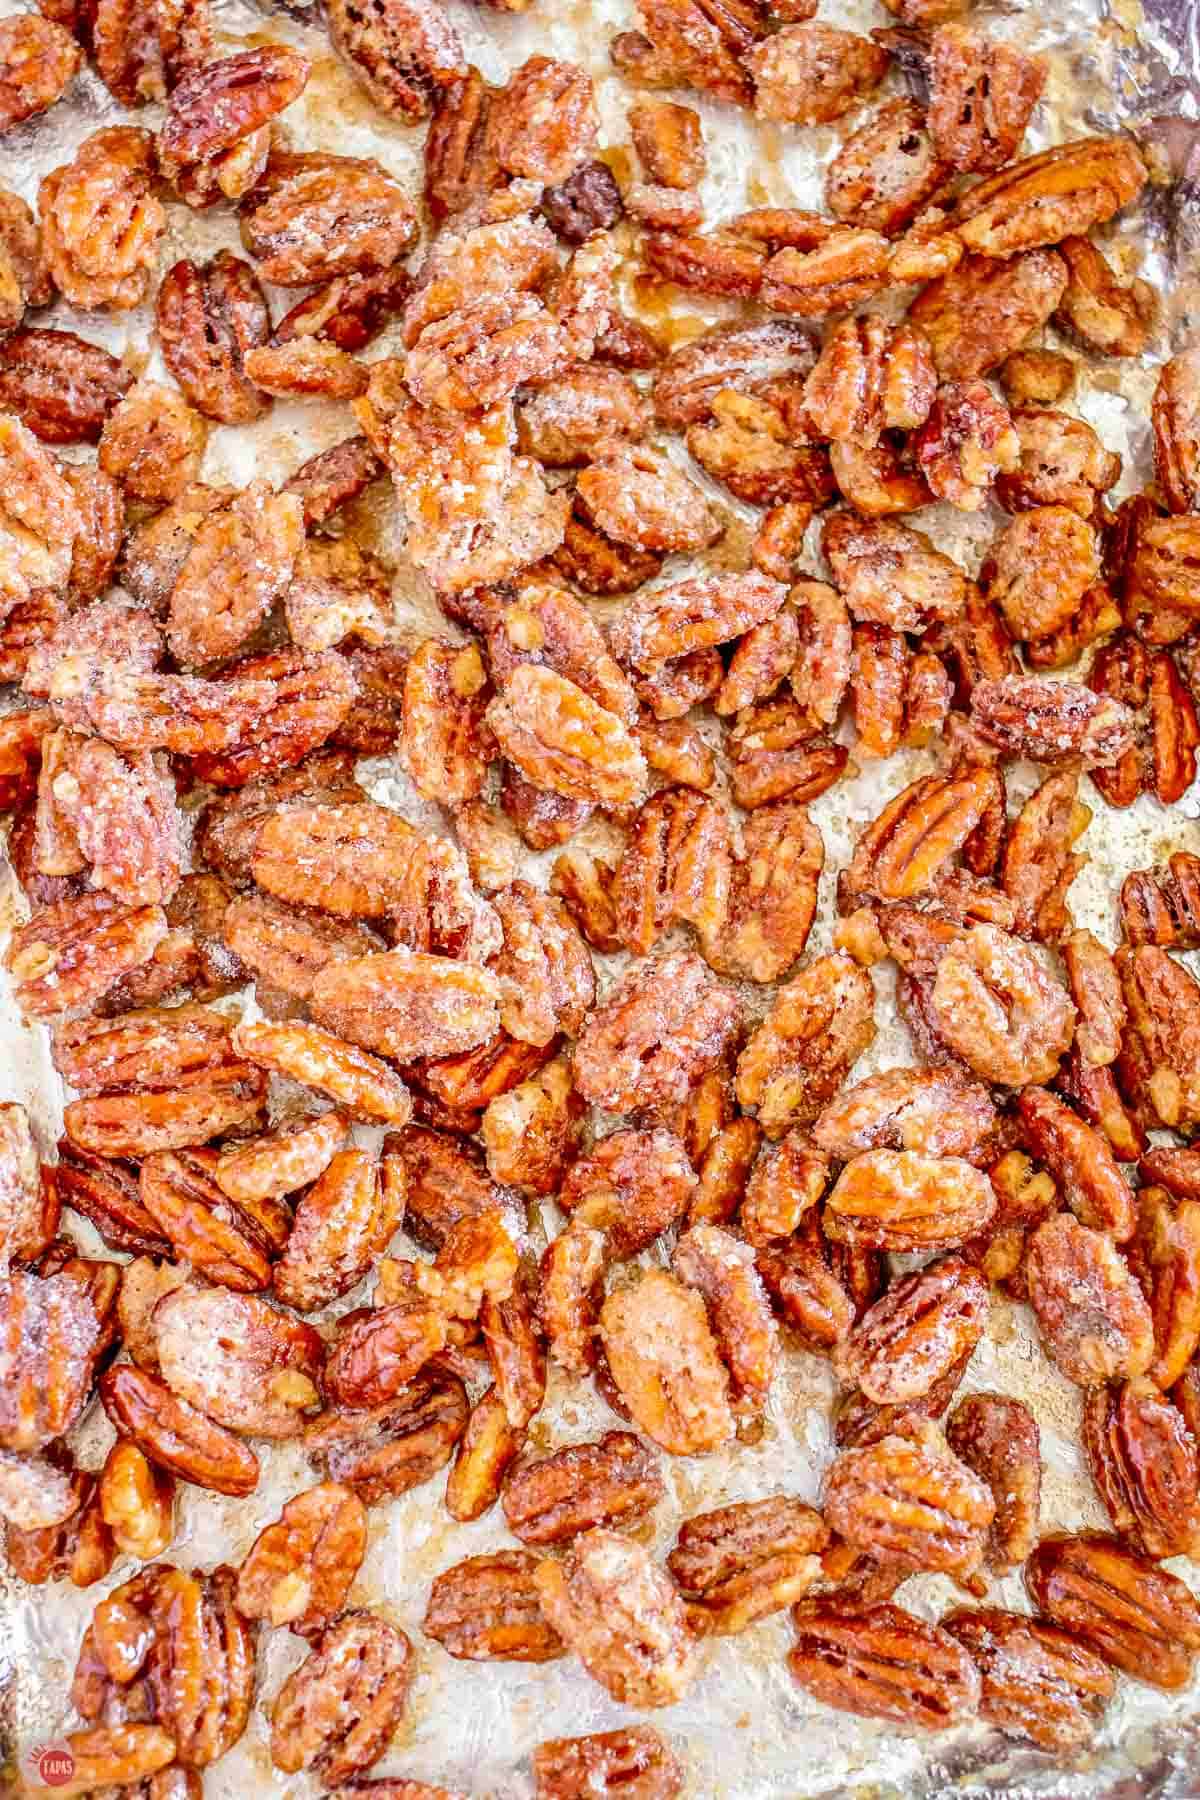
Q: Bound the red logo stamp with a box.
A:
[29,1742,77,1788]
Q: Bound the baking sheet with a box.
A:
[1,0,1200,1792]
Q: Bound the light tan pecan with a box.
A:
[5,1455,114,1588]
[1026,1213,1154,1387]
[600,1267,734,1455]
[535,1527,702,1707]
[274,1146,405,1313]
[788,1603,981,1727]
[945,1392,1041,1572]
[39,126,164,310]
[237,1482,367,1634]
[1026,1532,1200,1690]
[481,1055,583,1197]
[0,1100,53,1267]
[232,1020,411,1125]
[487,665,646,809]
[824,512,966,634]
[941,1607,1114,1752]
[652,318,816,428]
[735,952,876,1137]
[425,1548,564,1661]
[156,252,271,425]
[155,1286,324,1437]
[996,409,1121,520]
[908,248,1068,380]
[533,1726,683,1800]
[923,923,1076,1086]
[305,1367,469,1502]
[97,1439,175,1562]
[955,136,1146,258]
[100,1365,260,1496]
[270,1611,412,1785]
[0,412,82,606]
[165,481,303,671]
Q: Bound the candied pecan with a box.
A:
[426,1548,564,1661]
[517,367,650,469]
[1117,942,1200,1132]
[0,187,50,333]
[100,1364,258,1495]
[630,95,704,188]
[942,1607,1113,1752]
[999,347,1077,405]
[673,1222,778,1421]
[0,13,80,132]
[273,1146,404,1313]
[0,1269,100,1453]
[1058,1054,1146,1164]
[97,380,206,504]
[614,786,729,958]
[1054,233,1154,356]
[824,513,966,634]
[688,1117,762,1228]
[804,316,934,446]
[234,1021,411,1131]
[574,951,739,1115]
[1018,1086,1134,1239]
[7,890,167,1020]
[137,1148,273,1292]
[385,1124,512,1249]
[538,1220,606,1374]
[599,1268,733,1455]
[166,481,303,670]
[758,1219,879,1351]
[923,923,1076,1086]
[0,1447,79,1534]
[927,24,1045,172]
[759,228,892,317]
[653,320,815,429]
[236,1482,366,1635]
[560,1127,695,1259]
[305,1366,468,1501]
[240,338,366,401]
[327,0,465,122]
[789,1602,981,1727]
[957,135,1146,257]
[486,665,646,809]
[7,1457,115,1586]
[576,443,720,555]
[612,571,785,673]
[502,1432,662,1545]
[309,947,501,1064]
[155,1285,323,1437]
[157,46,309,208]
[0,1102,53,1269]
[423,67,500,222]
[1083,1378,1200,1559]
[535,1526,701,1706]
[81,0,210,103]
[0,327,133,447]
[825,1149,996,1253]
[740,1130,829,1243]
[96,1439,175,1562]
[996,408,1121,520]
[945,1392,1040,1572]
[156,251,270,425]
[746,21,886,124]
[46,1725,176,1790]
[735,953,875,1137]
[1026,1532,1200,1690]
[985,504,1102,644]
[324,1300,447,1409]
[486,55,596,185]
[534,1726,683,1800]
[270,1611,412,1784]
[728,701,848,809]
[1026,1213,1154,1386]
[1148,648,1200,804]
[241,151,418,286]
[114,1258,187,1375]
[813,1067,995,1164]
[910,380,1018,511]
[825,98,951,236]
[1121,850,1200,948]
[909,248,1068,381]
[835,1255,987,1406]
[612,0,763,106]
[551,498,664,597]
[39,126,163,310]
[1125,510,1200,647]
[825,1428,994,1577]
[485,882,593,1049]
[667,1496,826,1633]
[0,412,82,605]
[442,1387,522,1521]
[1127,1183,1200,1389]
[479,1051,580,1193]
[752,500,813,583]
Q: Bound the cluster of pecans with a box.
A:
[0,0,1198,1791]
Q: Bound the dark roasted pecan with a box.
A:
[0,328,131,445]
[946,1392,1041,1571]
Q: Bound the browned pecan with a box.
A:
[274,1146,405,1313]
[97,379,207,503]
[835,1255,987,1406]
[824,98,950,235]
[425,1548,564,1661]
[667,1496,826,1633]
[165,481,303,671]
[997,766,1090,943]
[825,1149,996,1252]
[911,380,1019,511]
[908,248,1068,380]
[501,1431,663,1545]
[613,787,729,958]
[630,94,704,189]
[46,1724,177,1790]
[115,1257,190,1375]
[442,1386,521,1521]
[385,1123,516,1250]
[1126,1181,1200,1390]
[996,409,1121,522]
[1054,233,1154,357]
[327,0,465,122]
[788,1603,981,1727]
[1018,1086,1134,1239]
[542,158,625,245]
[740,1129,829,1243]
[486,55,597,186]
[927,24,1045,172]
[746,21,886,124]
[1082,1378,1200,1559]
[157,46,309,208]
[0,13,80,131]
[1117,942,1200,1132]
[727,701,848,810]
[813,1067,995,1164]
[270,1611,412,1784]
[758,226,891,317]
[955,135,1145,258]
[156,251,270,425]
[945,1392,1041,1572]
[1026,1532,1200,1690]
[537,1219,606,1374]
[824,1428,995,1577]
[156,1286,324,1437]
[305,1367,469,1502]
[601,1266,734,1454]
[533,1726,684,1800]
[652,319,816,429]
[534,1527,701,1707]
[559,1126,695,1259]
[0,1101,54,1268]
[7,890,168,1020]
[1120,851,1200,948]
[574,951,740,1115]
[942,1607,1114,1752]
[96,1439,175,1562]
[39,125,164,310]
[241,151,418,286]
[1026,1213,1154,1387]
[100,1364,259,1496]
[612,0,764,107]
[236,1482,366,1634]
[480,1054,583,1197]
[735,953,876,1137]
[0,328,132,446]
[900,922,1069,1089]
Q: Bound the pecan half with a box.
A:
[599,1267,734,1455]
[0,328,132,445]
[1026,1532,1200,1690]
[835,1255,988,1404]
[746,22,887,125]
[533,1726,684,1800]
[241,150,418,286]
[945,1392,1041,1571]
[1018,1086,1134,1239]
[157,45,309,207]
[788,1603,981,1727]
[825,1150,996,1252]
[1026,1214,1154,1387]
[0,1269,100,1451]
[425,1548,565,1661]
[668,1496,828,1632]
[100,1364,260,1496]
[39,126,164,310]
[305,1367,469,1502]
[155,1286,324,1437]
[1127,1181,1200,1390]
[237,1482,367,1634]
[0,13,80,131]
[942,1607,1113,1752]
[96,1439,175,1562]
[824,1429,994,1578]
[326,0,465,123]
[736,952,876,1137]
[1054,233,1154,357]
[1082,1378,1200,1559]
[502,1431,663,1545]
[574,951,739,1115]
[270,1611,413,1785]
[908,248,1067,381]
[274,1146,405,1313]
[233,1020,412,1124]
